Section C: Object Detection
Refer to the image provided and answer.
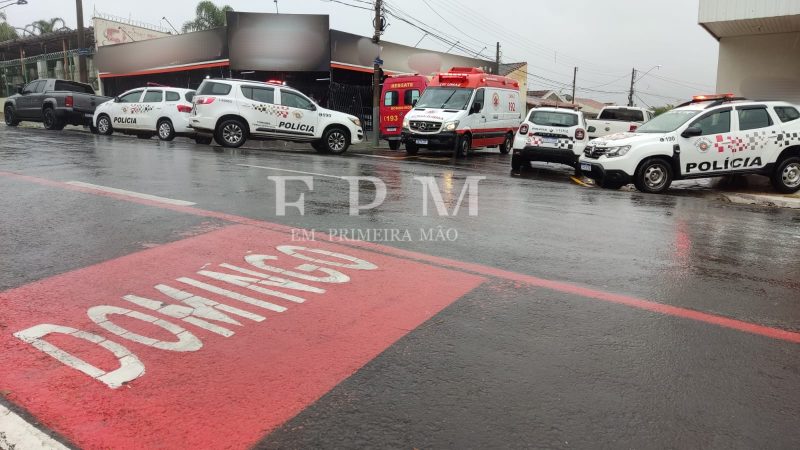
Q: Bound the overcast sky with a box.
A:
[3,0,719,106]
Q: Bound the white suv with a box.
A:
[190,79,364,153]
[579,95,800,194]
[511,106,588,172]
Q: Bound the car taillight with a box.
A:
[65,95,73,108]
[575,128,586,140]
[177,104,192,113]
[196,97,216,105]
[519,124,529,135]
[629,124,639,132]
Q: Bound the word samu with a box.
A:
[14,246,377,389]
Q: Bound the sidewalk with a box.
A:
[716,175,800,209]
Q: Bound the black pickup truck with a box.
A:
[3,78,112,130]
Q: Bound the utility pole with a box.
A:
[627,67,636,107]
[495,42,500,74]
[571,67,577,104]
[75,0,88,83]
[371,0,383,147]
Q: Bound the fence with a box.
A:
[328,82,374,132]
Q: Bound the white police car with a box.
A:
[190,79,364,153]
[511,106,588,172]
[94,86,196,141]
[579,94,800,194]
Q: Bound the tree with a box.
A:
[653,105,674,117]
[0,11,18,42]
[182,1,233,33]
[25,17,67,35]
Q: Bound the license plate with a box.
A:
[416,139,428,145]
[387,127,397,132]
[581,163,592,172]
[543,137,557,143]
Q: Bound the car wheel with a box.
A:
[455,134,470,158]
[323,127,349,154]
[634,158,673,194]
[388,140,400,150]
[4,105,20,126]
[215,119,247,148]
[157,119,176,141]
[405,141,419,155]
[499,133,513,155]
[511,155,525,172]
[771,156,800,194]
[194,136,213,145]
[43,108,64,131]
[96,115,113,135]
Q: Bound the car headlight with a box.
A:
[605,145,631,158]
[348,117,361,127]
[403,118,410,129]
[443,120,459,132]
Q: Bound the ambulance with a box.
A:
[401,67,523,157]
[380,75,429,150]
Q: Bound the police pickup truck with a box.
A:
[4,79,111,130]
[579,94,800,194]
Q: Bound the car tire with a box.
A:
[499,133,513,155]
[511,155,525,172]
[157,119,176,141]
[388,140,400,150]
[215,118,247,148]
[323,127,349,154]
[4,105,20,126]
[634,158,673,194]
[96,114,113,135]
[194,136,213,145]
[405,141,419,155]
[43,108,64,131]
[455,134,470,158]
[771,156,800,194]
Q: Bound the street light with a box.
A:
[0,0,28,10]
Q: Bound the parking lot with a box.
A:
[1,125,799,449]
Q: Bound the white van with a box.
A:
[401,68,523,157]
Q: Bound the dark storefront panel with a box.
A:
[96,28,228,75]
[227,12,330,72]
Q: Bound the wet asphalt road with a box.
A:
[1,127,800,449]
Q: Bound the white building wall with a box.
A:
[717,32,800,103]
[700,0,800,23]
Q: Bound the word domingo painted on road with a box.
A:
[14,245,376,389]
[257,172,486,217]
[0,225,484,449]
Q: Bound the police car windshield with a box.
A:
[637,110,701,133]
[415,87,474,110]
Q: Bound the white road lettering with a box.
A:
[277,246,379,270]
[88,306,203,352]
[177,277,288,313]
[245,254,350,283]
[196,270,308,304]
[13,324,145,389]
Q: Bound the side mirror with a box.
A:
[15,86,23,95]
[114,96,121,103]
[471,102,482,114]
[587,126,596,133]
[412,98,418,106]
[681,127,702,138]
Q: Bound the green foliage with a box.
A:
[653,105,674,117]
[182,1,234,33]
[0,12,18,42]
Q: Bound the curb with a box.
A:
[722,192,800,209]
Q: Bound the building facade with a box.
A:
[700,0,800,103]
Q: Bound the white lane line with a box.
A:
[237,164,344,180]
[0,404,68,450]
[66,181,196,206]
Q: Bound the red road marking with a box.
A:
[1,170,799,346]
[0,225,485,449]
